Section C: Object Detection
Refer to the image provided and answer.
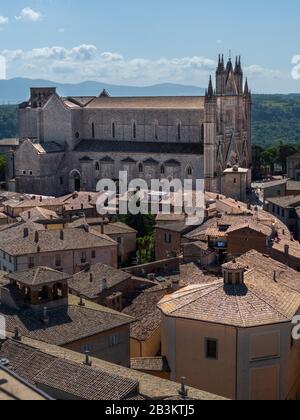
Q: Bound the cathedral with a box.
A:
[14,55,252,196]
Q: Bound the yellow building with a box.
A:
[158,250,300,400]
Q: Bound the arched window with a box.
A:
[187,166,193,176]
[177,122,181,141]
[112,122,116,139]
[133,122,137,139]
[92,123,95,139]
[154,121,159,140]
[201,124,204,141]
[95,162,100,171]
[160,165,165,175]
[138,163,143,173]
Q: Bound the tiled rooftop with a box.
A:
[69,263,132,299]
[0,223,116,256]
[0,340,138,400]
[1,298,133,346]
[5,267,72,286]
[158,251,300,328]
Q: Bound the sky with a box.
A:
[0,0,300,93]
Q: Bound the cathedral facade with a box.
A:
[14,55,252,197]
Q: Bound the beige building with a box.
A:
[0,267,133,367]
[0,222,118,274]
[158,250,300,400]
[222,166,249,202]
[287,153,300,181]
[0,338,224,400]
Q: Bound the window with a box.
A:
[234,178,237,184]
[29,171,33,176]
[133,122,137,139]
[154,121,159,140]
[75,132,80,139]
[177,123,181,141]
[95,162,100,171]
[28,256,35,269]
[109,334,120,347]
[60,177,64,185]
[201,124,204,141]
[81,252,87,264]
[205,339,218,360]
[160,165,165,175]
[55,254,61,267]
[92,122,95,139]
[91,250,96,259]
[112,122,116,139]
[138,163,143,173]
[165,233,172,244]
[187,166,193,176]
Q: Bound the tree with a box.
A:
[0,155,6,181]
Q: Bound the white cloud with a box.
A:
[0,44,284,87]
[0,16,9,26]
[245,64,282,79]
[15,8,42,22]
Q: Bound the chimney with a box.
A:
[40,196,43,203]
[13,327,22,341]
[34,231,39,243]
[84,350,92,367]
[101,278,107,291]
[23,227,29,238]
[178,377,188,399]
[78,295,85,307]
[88,195,92,202]
[60,230,64,240]
[284,244,289,257]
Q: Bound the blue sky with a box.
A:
[0,0,300,92]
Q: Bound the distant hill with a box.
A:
[0,78,205,104]
[0,78,300,149]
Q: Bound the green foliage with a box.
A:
[112,213,156,238]
[0,154,6,180]
[0,105,18,139]
[251,142,300,180]
[252,94,300,147]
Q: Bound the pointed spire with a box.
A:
[226,57,233,73]
[207,75,214,97]
[99,89,110,98]
[244,78,249,95]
